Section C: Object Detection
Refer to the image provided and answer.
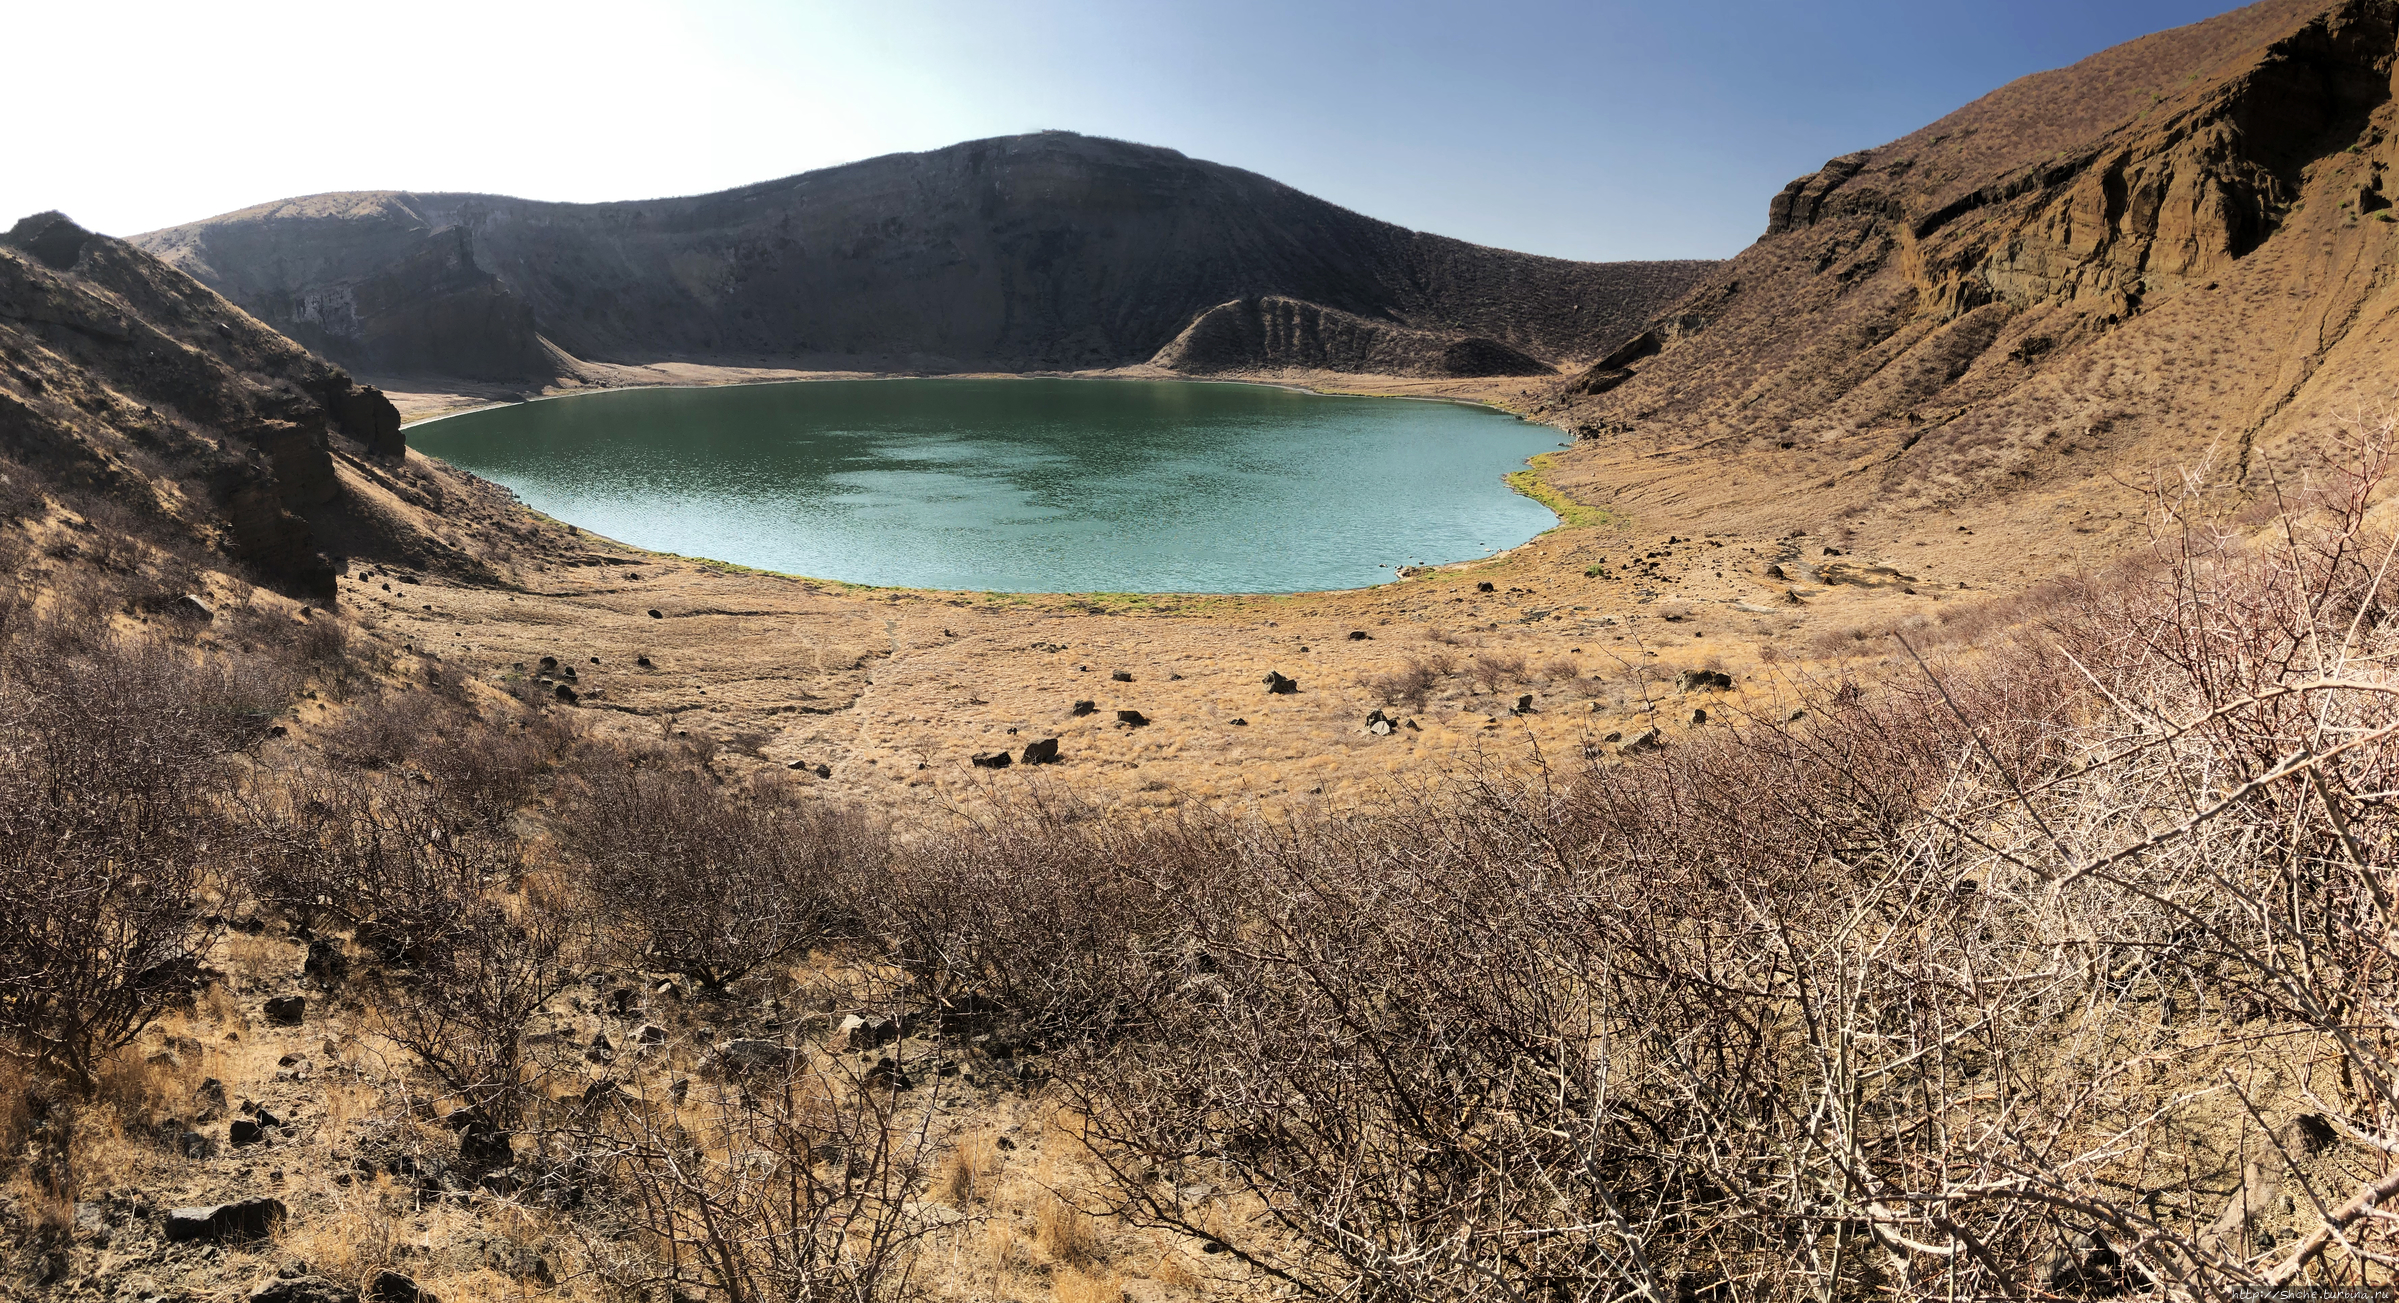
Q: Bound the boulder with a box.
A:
[1618,729,1663,755]
[264,995,305,1026]
[1513,694,1535,714]
[1263,670,1298,695]
[165,1197,287,1244]
[1689,708,1709,726]
[634,1023,669,1047]
[970,750,1012,769]
[171,593,216,622]
[1116,709,1150,726]
[1111,670,1133,682]
[1477,581,1496,592]
[1674,669,1734,692]
[229,1118,265,1147]
[1070,700,1096,716]
[1021,736,1061,764]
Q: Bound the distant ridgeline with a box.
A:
[130,133,1714,383]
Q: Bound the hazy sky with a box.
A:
[10,0,2249,262]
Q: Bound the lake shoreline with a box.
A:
[407,376,1565,596]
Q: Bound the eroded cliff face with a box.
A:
[0,212,432,596]
[134,133,1713,383]
[1149,296,1555,377]
[1550,0,2399,549]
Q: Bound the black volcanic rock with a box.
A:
[135,132,1712,382]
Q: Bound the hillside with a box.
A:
[0,211,521,598]
[130,133,1712,383]
[1543,0,2399,576]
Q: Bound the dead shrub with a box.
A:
[247,766,516,962]
[1362,657,1445,710]
[561,763,876,991]
[0,617,282,1088]
[1468,651,1526,693]
[366,881,579,1130]
[568,1059,941,1302]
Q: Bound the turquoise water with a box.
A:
[409,378,1564,593]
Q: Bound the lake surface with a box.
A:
[409,378,1564,593]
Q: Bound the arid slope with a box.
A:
[1542,0,2399,577]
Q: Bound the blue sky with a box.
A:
[9,0,2251,261]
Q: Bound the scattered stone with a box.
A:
[970,751,1012,769]
[1364,709,1396,736]
[1228,717,1248,726]
[1786,708,1807,723]
[230,1118,266,1147]
[1513,694,1535,714]
[1765,564,1787,579]
[832,1014,901,1052]
[636,656,653,666]
[1070,700,1096,716]
[1477,581,1495,592]
[165,1197,287,1244]
[555,683,579,703]
[1021,737,1061,764]
[1348,630,1370,640]
[1603,731,1622,743]
[1689,708,1709,726]
[635,1023,669,1047]
[813,763,832,778]
[538,656,559,672]
[457,1115,515,1170]
[250,1275,359,1303]
[1263,670,1298,695]
[1111,670,1133,682]
[648,609,663,619]
[1674,669,1734,692]
[304,937,346,985]
[369,1271,439,1303]
[715,1039,798,1072]
[263,995,305,1026]
[160,1123,215,1158]
[171,593,215,622]
[1116,709,1150,726]
[194,1077,228,1119]
[1618,729,1663,754]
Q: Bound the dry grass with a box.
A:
[932,1129,1003,1207]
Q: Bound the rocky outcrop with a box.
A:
[135,133,1713,381]
[0,211,479,595]
[1149,296,1555,377]
[1553,0,2399,536]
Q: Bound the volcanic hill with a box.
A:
[130,132,1712,384]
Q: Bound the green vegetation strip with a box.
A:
[1505,453,1615,531]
